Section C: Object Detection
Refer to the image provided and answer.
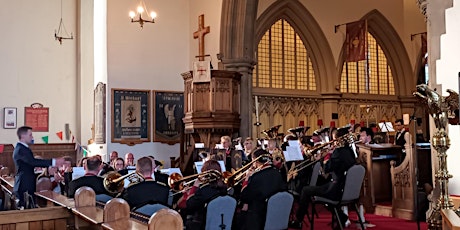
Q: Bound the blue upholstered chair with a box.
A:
[310,164,366,230]
[205,195,237,230]
[264,191,294,230]
[95,194,113,204]
[135,203,169,217]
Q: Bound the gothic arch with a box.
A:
[254,0,336,93]
[337,10,414,97]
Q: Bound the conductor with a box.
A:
[13,126,64,208]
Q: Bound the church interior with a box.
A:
[1,0,460,229]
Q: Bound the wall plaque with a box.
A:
[25,106,49,132]
[94,82,106,144]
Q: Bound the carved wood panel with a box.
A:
[338,100,401,127]
[252,96,319,138]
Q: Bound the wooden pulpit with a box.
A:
[181,70,241,172]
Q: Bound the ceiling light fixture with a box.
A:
[129,0,157,28]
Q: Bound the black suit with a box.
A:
[154,171,169,185]
[13,142,52,207]
[185,184,228,230]
[240,166,286,230]
[122,180,169,209]
[68,175,109,198]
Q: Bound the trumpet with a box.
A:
[103,171,144,194]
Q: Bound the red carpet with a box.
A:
[289,206,427,230]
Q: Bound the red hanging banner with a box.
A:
[346,20,367,62]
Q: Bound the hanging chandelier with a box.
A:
[54,0,73,44]
[129,0,157,28]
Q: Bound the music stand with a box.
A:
[378,122,395,132]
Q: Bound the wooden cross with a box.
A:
[193,14,210,61]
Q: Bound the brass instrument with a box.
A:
[168,170,223,192]
[261,125,282,139]
[103,171,145,194]
[223,153,271,187]
[287,132,358,182]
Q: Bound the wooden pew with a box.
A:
[0,206,70,229]
[0,175,15,210]
[73,186,104,228]
[35,190,75,209]
[442,209,460,230]
[36,187,183,230]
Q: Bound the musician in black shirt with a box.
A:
[290,127,356,229]
[240,149,286,230]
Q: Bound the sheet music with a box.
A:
[235,143,243,151]
[160,168,183,177]
[194,161,226,173]
[195,143,205,148]
[72,167,85,180]
[378,122,395,132]
[215,144,224,149]
[283,140,304,161]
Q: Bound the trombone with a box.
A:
[103,171,144,194]
[287,132,358,181]
[168,170,223,196]
[168,170,223,192]
[223,153,271,187]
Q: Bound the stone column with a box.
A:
[222,60,255,139]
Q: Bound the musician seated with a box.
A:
[68,156,109,198]
[289,127,357,229]
[121,157,169,209]
[239,149,286,230]
[243,137,256,162]
[96,155,114,176]
[177,160,227,230]
[112,157,128,176]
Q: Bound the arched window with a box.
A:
[340,33,395,95]
[253,19,316,90]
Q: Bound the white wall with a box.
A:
[0,0,78,144]
[106,0,190,167]
[435,2,460,195]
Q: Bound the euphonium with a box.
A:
[103,171,144,194]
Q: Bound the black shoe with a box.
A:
[288,220,302,229]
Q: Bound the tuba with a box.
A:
[103,171,144,194]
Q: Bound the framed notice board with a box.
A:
[24,107,49,132]
[111,89,151,145]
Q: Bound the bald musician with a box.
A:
[239,149,286,230]
[121,157,169,209]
